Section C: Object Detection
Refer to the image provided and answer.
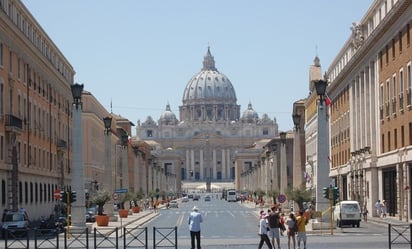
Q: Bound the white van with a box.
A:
[333,201,361,228]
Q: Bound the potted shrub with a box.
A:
[132,190,144,213]
[91,190,111,226]
[118,192,133,218]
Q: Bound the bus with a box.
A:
[227,189,237,202]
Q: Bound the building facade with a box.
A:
[0,0,74,219]
[326,0,412,221]
[136,48,279,188]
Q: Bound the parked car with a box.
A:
[193,195,200,201]
[1,209,29,238]
[86,207,96,222]
[182,196,189,202]
[204,195,211,201]
[333,201,361,227]
[169,200,178,208]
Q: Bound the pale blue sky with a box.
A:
[22,0,373,134]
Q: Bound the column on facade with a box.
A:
[190,149,195,180]
[396,162,402,219]
[264,158,270,195]
[280,143,287,195]
[402,162,408,220]
[213,149,217,179]
[222,148,226,179]
[122,147,129,190]
[142,161,147,195]
[200,149,204,180]
[186,150,190,180]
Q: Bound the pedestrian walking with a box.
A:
[189,206,203,249]
[296,210,308,249]
[375,200,382,217]
[382,200,387,218]
[286,213,296,249]
[258,212,273,249]
[362,205,368,222]
[267,206,281,249]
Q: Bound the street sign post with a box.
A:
[278,194,287,203]
[115,188,128,193]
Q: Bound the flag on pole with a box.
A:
[325,94,331,106]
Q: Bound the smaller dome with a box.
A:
[258,113,273,125]
[159,104,178,125]
[242,102,259,123]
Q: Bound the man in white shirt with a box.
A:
[189,206,203,249]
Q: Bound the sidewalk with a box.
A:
[88,208,160,232]
[240,200,410,234]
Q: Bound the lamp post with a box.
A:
[314,79,330,212]
[292,114,303,189]
[279,132,287,196]
[120,130,129,192]
[70,83,85,227]
[103,116,116,220]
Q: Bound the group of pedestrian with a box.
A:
[258,205,308,249]
[375,199,388,218]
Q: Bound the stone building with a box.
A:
[0,1,74,219]
[326,0,412,221]
[136,47,279,189]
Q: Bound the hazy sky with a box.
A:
[22,0,373,135]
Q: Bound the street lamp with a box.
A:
[103,116,115,220]
[70,83,85,228]
[120,130,129,191]
[315,80,327,105]
[279,132,287,196]
[292,113,303,190]
[292,114,301,131]
[314,79,330,212]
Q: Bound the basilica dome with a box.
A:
[241,102,259,123]
[159,104,178,125]
[182,47,237,105]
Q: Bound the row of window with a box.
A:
[382,122,412,153]
[380,64,412,118]
[0,0,73,82]
[1,180,59,206]
[328,0,401,83]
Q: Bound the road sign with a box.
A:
[112,193,119,201]
[54,189,61,199]
[115,188,128,193]
[277,194,287,203]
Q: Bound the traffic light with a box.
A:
[71,191,77,203]
[333,187,340,204]
[60,191,67,203]
[322,187,329,199]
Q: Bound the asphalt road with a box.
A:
[139,194,406,249]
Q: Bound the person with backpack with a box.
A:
[267,206,281,249]
[258,212,273,249]
[286,213,296,249]
[296,210,308,249]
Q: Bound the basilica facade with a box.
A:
[136,48,279,183]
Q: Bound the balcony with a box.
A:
[4,114,23,134]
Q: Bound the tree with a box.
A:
[285,186,312,211]
[267,189,280,204]
[132,189,145,207]
[119,192,133,210]
[91,190,111,215]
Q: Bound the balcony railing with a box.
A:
[5,114,23,134]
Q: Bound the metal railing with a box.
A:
[2,226,175,249]
[388,223,412,249]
